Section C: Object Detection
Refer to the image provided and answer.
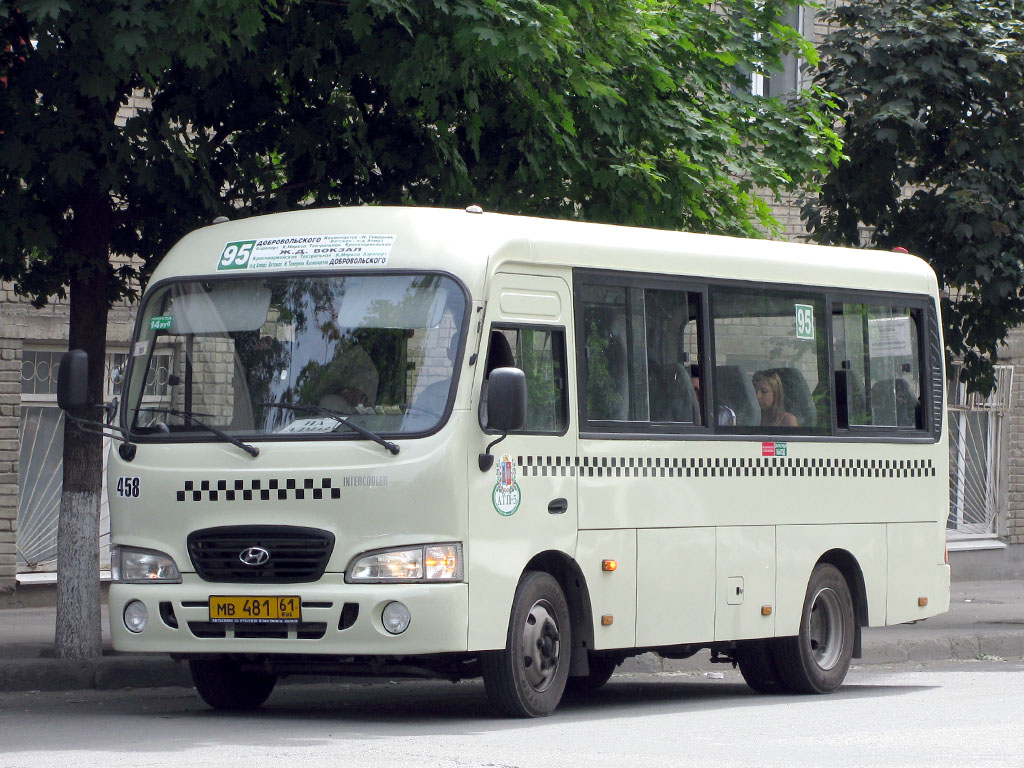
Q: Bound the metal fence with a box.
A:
[947,364,1013,539]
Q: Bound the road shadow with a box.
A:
[0,672,942,756]
[171,672,937,733]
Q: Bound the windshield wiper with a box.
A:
[136,406,259,458]
[259,402,400,456]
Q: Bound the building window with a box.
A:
[748,5,815,98]
[17,346,171,572]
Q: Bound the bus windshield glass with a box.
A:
[123,273,467,440]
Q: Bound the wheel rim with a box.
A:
[522,598,561,692]
[807,587,844,670]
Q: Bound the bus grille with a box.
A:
[187,526,335,583]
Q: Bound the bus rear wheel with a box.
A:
[189,657,277,710]
[775,563,855,694]
[481,570,571,717]
[565,653,620,695]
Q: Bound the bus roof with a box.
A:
[152,206,939,299]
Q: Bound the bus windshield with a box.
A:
[123,273,467,440]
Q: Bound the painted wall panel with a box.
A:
[715,526,776,640]
[636,527,716,646]
[577,528,637,650]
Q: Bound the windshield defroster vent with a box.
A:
[187,525,335,583]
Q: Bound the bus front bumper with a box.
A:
[109,580,469,657]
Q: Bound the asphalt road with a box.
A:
[1,659,1022,768]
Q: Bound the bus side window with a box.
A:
[833,303,923,429]
[645,289,702,425]
[482,327,568,433]
[579,278,704,429]
[709,285,830,433]
[582,285,631,421]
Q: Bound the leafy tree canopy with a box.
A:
[1,0,842,309]
[803,0,1024,393]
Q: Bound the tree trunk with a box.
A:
[55,204,112,660]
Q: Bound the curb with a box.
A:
[1,655,191,693]
[619,633,1024,677]
[857,630,1024,665]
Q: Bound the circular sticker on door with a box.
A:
[492,453,521,516]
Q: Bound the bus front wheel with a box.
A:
[775,563,855,694]
[481,570,571,717]
[189,657,277,710]
[734,640,785,694]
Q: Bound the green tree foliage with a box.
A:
[802,0,1024,393]
[0,0,840,656]
[223,0,843,235]
[2,2,843,301]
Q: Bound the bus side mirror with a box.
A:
[487,367,526,433]
[57,349,90,411]
[479,367,526,472]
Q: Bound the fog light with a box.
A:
[382,601,411,634]
[124,600,149,633]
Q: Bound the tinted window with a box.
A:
[579,278,703,429]
[710,286,830,433]
[833,303,923,429]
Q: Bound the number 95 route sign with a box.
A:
[217,235,396,271]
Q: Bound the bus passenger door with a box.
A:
[467,272,578,651]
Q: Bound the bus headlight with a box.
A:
[111,546,182,584]
[346,543,463,583]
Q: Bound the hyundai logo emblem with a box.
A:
[239,546,271,567]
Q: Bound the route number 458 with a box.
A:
[116,477,141,498]
[218,240,256,270]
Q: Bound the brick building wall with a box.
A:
[0,285,137,593]
[0,289,71,592]
[997,330,1024,545]
[0,339,20,592]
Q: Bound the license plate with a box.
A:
[208,595,301,623]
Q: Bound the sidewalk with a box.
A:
[0,580,1021,693]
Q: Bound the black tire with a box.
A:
[189,657,277,710]
[734,640,786,694]
[565,653,619,695]
[481,571,571,717]
[775,563,855,694]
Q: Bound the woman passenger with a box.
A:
[752,370,798,427]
